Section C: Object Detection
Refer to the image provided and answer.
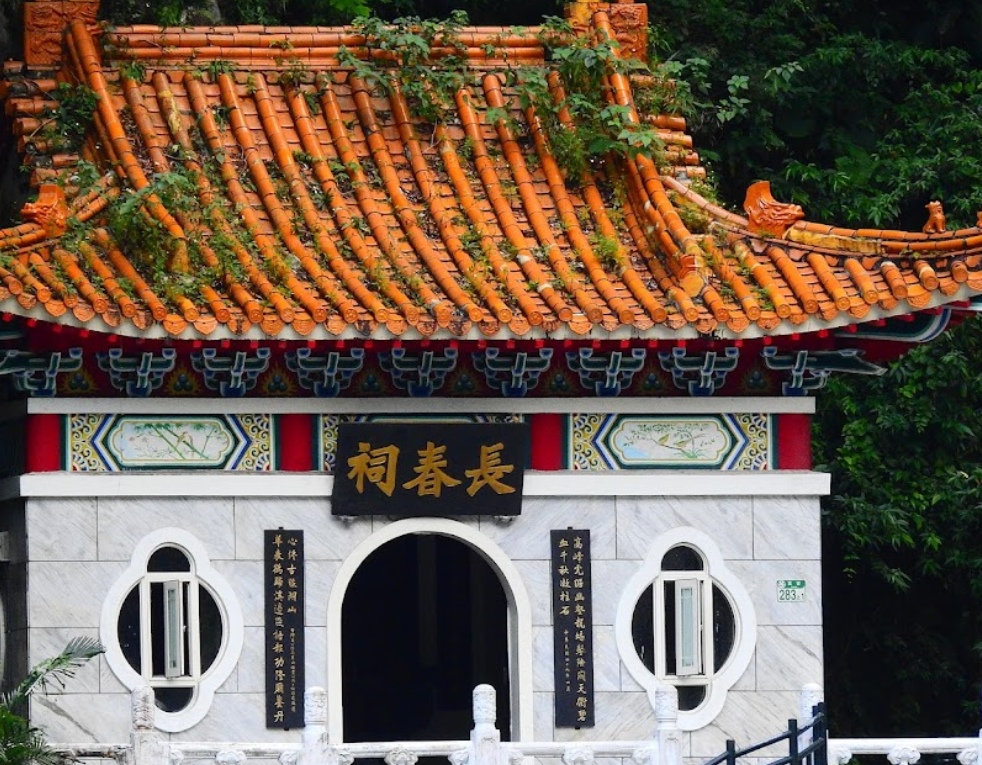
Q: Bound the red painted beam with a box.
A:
[278,414,315,471]
[530,413,563,470]
[26,413,62,472]
[776,413,812,469]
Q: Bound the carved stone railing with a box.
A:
[54,684,683,765]
[60,683,982,765]
[797,685,982,765]
[826,737,982,765]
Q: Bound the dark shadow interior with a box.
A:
[342,533,511,744]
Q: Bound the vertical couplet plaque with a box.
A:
[551,529,595,727]
[265,529,305,728]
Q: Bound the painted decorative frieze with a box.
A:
[68,414,273,471]
[0,337,888,399]
[319,414,523,472]
[569,413,772,470]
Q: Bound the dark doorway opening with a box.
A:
[342,533,511,744]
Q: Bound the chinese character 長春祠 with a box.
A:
[465,442,515,496]
[347,442,400,496]
[404,441,461,497]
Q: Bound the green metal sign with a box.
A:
[777,579,806,602]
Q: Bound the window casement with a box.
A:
[102,529,243,732]
[616,528,755,731]
[670,576,704,677]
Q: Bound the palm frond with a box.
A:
[0,707,67,765]
[2,638,105,711]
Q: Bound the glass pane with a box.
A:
[630,584,654,673]
[154,686,193,713]
[164,581,184,678]
[712,585,736,671]
[661,546,703,571]
[117,586,141,673]
[678,585,697,671]
[678,685,707,711]
[199,585,223,672]
[148,547,191,573]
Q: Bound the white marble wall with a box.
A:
[23,492,822,757]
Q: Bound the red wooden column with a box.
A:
[777,413,812,469]
[529,413,563,470]
[25,413,62,472]
[278,414,315,471]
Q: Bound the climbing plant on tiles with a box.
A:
[527,17,666,179]
[339,11,474,128]
[336,13,670,191]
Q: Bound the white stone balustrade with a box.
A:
[55,683,982,765]
[796,683,982,765]
[828,738,982,765]
[52,684,683,765]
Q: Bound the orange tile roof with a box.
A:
[2,5,982,342]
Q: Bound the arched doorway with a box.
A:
[341,533,511,743]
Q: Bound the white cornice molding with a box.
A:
[27,397,815,415]
[14,470,830,497]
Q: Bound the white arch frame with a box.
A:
[326,518,534,742]
[100,528,244,733]
[615,526,756,731]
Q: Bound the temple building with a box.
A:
[0,0,979,757]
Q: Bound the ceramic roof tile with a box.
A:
[2,5,982,341]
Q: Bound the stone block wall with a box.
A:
[21,492,822,757]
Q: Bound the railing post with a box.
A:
[800,684,824,723]
[129,686,168,765]
[815,703,828,765]
[788,719,800,765]
[653,685,682,765]
[300,687,329,765]
[799,683,824,756]
[471,685,503,765]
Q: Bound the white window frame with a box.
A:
[101,528,243,733]
[152,573,197,685]
[615,527,756,731]
[663,575,706,678]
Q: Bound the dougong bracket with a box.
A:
[567,348,647,396]
[286,348,366,397]
[191,348,271,397]
[0,347,83,396]
[762,347,885,395]
[659,347,739,396]
[97,348,177,397]
[474,348,554,397]
[379,348,458,397]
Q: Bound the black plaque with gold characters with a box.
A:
[265,529,305,729]
[551,529,594,727]
[332,422,528,516]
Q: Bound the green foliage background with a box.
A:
[2,0,982,738]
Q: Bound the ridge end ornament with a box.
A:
[744,181,805,238]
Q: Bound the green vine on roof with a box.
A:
[333,12,670,180]
[44,82,99,152]
[33,10,685,316]
[523,16,666,178]
[338,10,473,128]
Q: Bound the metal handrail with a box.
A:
[702,704,828,765]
